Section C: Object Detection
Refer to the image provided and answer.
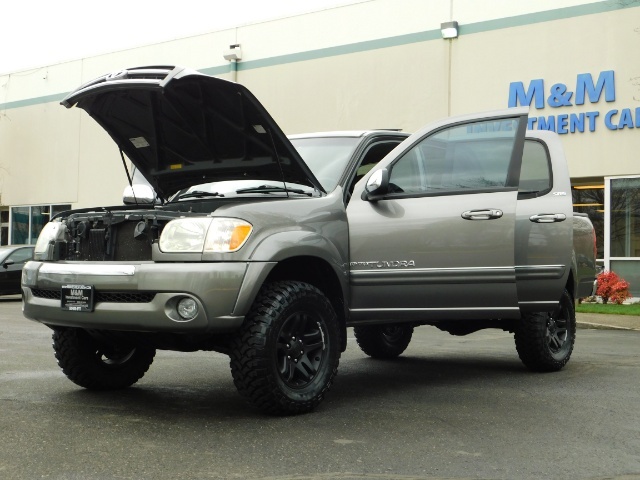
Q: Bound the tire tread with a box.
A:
[52,328,155,390]
[229,281,339,415]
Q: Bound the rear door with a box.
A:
[347,109,528,323]
[515,131,574,312]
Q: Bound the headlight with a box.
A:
[159,218,211,252]
[34,221,63,255]
[159,217,252,253]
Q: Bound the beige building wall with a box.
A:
[0,0,638,214]
[449,5,640,180]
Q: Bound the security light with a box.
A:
[441,21,459,39]
[223,44,242,61]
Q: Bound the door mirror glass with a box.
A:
[364,168,389,200]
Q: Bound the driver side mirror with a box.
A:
[363,168,389,201]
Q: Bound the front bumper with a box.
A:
[22,261,262,333]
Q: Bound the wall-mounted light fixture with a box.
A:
[441,21,459,39]
[223,44,242,61]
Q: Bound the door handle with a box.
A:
[529,213,567,223]
[461,209,503,220]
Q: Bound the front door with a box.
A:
[347,110,528,323]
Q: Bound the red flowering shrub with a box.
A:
[596,271,631,304]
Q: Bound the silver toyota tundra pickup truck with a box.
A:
[22,66,597,415]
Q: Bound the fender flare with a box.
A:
[232,230,348,317]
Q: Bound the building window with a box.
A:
[9,204,71,245]
[610,177,640,257]
[606,176,640,297]
[10,207,30,244]
[572,184,604,260]
[0,210,9,245]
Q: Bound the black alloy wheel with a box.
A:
[276,312,327,388]
[515,289,576,372]
[546,303,571,355]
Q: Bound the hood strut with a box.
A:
[266,127,290,197]
[120,148,138,205]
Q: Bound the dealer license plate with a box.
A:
[61,284,95,312]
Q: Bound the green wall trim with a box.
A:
[1,1,636,110]
[459,0,635,35]
[198,64,232,76]
[0,92,67,110]
[236,30,440,71]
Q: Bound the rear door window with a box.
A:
[518,140,552,197]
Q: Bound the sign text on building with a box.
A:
[508,71,639,134]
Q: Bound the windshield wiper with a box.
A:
[173,191,224,201]
[235,185,313,196]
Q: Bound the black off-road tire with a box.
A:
[353,324,414,359]
[52,328,156,390]
[229,281,341,415]
[515,289,576,372]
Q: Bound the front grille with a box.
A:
[31,289,59,300]
[98,292,155,303]
[66,221,153,262]
[31,289,156,304]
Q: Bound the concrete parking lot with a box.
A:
[1,297,639,480]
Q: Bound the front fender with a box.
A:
[232,230,348,316]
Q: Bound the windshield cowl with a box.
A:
[167,179,319,202]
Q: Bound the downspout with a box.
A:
[441,0,458,116]
[231,59,238,83]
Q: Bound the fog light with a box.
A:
[177,298,198,320]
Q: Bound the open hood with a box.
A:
[61,66,324,199]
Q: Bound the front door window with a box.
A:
[387,118,520,196]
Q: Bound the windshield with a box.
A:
[289,137,360,191]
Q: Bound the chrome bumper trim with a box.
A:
[38,263,136,276]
